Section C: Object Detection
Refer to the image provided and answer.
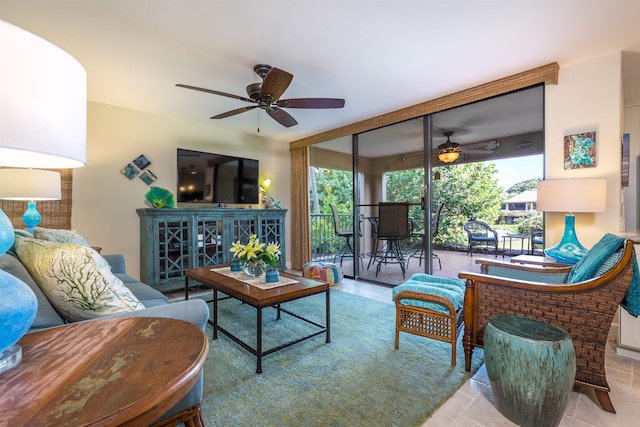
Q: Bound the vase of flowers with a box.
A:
[230,234,281,277]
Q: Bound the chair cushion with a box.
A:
[303,262,343,285]
[392,275,465,314]
[14,236,144,322]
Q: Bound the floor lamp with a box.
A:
[0,20,86,373]
[536,178,607,264]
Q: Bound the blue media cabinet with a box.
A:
[137,208,287,292]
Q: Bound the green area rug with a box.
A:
[199,289,484,427]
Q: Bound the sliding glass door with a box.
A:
[307,85,544,286]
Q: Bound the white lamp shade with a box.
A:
[0,20,86,169]
[0,169,61,200]
[537,179,607,213]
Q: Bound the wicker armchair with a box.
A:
[458,239,635,414]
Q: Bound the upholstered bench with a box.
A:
[303,261,343,285]
[392,274,465,365]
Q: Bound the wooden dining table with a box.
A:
[0,317,209,426]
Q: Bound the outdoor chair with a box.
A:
[330,204,355,266]
[530,230,543,255]
[329,204,363,267]
[365,217,385,270]
[375,202,410,279]
[463,220,498,257]
[407,203,443,269]
[458,234,639,414]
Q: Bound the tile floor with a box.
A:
[333,278,640,427]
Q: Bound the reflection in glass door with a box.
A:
[308,136,357,278]
[355,118,430,286]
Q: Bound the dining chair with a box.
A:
[375,202,410,278]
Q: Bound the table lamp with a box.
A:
[0,19,86,373]
[536,178,607,264]
[0,169,62,233]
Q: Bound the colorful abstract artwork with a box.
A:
[564,131,596,169]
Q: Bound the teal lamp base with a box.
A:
[22,200,42,234]
[544,214,587,264]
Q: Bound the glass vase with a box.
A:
[243,260,266,276]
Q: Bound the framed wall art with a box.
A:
[120,163,140,180]
[564,131,597,169]
[133,154,151,170]
[139,170,157,185]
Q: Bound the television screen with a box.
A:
[177,148,259,204]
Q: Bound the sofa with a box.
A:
[0,251,210,426]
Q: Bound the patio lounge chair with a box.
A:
[463,220,498,257]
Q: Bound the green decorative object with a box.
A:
[484,315,576,427]
[144,186,176,208]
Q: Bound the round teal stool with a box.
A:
[484,315,576,427]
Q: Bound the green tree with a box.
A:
[432,163,504,246]
[309,167,353,214]
[506,178,540,194]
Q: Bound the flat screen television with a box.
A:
[177,148,259,204]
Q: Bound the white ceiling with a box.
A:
[1,0,640,146]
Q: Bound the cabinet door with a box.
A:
[196,218,224,267]
[157,219,190,288]
[259,213,286,269]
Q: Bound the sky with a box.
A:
[488,154,544,191]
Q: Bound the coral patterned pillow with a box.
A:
[14,236,143,322]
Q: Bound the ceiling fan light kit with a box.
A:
[437,131,461,163]
[176,64,345,128]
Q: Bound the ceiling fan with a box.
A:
[176,64,345,128]
[437,131,500,163]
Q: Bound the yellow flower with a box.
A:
[229,235,279,265]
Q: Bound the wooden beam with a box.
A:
[290,62,558,151]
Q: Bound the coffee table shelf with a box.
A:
[186,267,330,374]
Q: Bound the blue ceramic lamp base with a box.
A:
[22,200,41,234]
[544,214,587,264]
[0,345,22,374]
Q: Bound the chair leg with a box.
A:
[595,389,616,413]
[432,253,441,269]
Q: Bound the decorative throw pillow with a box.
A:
[33,227,91,246]
[14,236,143,322]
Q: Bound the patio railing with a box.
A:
[310,213,351,262]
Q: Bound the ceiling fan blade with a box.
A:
[276,98,345,109]
[266,106,298,127]
[461,149,493,154]
[210,105,258,119]
[261,68,293,101]
[176,83,256,104]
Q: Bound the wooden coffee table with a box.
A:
[185,267,330,374]
[0,317,208,426]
